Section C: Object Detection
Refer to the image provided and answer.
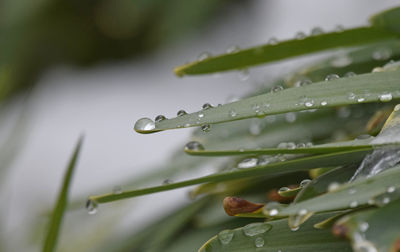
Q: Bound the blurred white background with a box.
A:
[1,0,399,251]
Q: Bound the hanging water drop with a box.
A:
[201,124,211,132]
[218,230,234,245]
[198,112,204,118]
[242,222,272,236]
[155,115,166,122]
[321,101,328,106]
[177,110,187,117]
[269,208,279,216]
[185,141,204,151]
[134,118,155,132]
[357,97,365,103]
[379,93,392,102]
[254,237,265,248]
[387,186,396,193]
[86,199,98,215]
[304,99,314,108]
[325,74,340,81]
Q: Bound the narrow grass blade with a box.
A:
[174,27,397,76]
[135,71,400,133]
[277,165,400,217]
[185,137,378,156]
[42,137,84,252]
[89,149,370,204]
[198,213,351,252]
[335,198,400,252]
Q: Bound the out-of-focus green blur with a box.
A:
[0,0,236,102]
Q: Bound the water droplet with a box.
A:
[289,209,311,228]
[290,227,299,231]
[357,98,365,103]
[269,208,279,216]
[372,67,383,73]
[218,230,234,245]
[238,158,258,169]
[300,179,311,187]
[325,74,340,81]
[226,45,240,54]
[112,186,122,194]
[348,92,356,100]
[334,24,345,32]
[379,93,392,102]
[344,72,357,78]
[229,109,237,117]
[134,118,155,132]
[238,69,250,81]
[177,110,187,117]
[328,182,340,192]
[249,121,262,136]
[279,187,290,193]
[304,99,315,108]
[359,222,369,232]
[331,55,352,67]
[350,201,358,208]
[255,237,265,248]
[294,78,312,87]
[198,52,212,61]
[202,103,213,110]
[295,31,306,40]
[271,85,284,93]
[285,112,297,123]
[268,37,278,45]
[185,141,204,151]
[86,199,98,215]
[348,188,357,194]
[162,179,172,185]
[201,124,211,132]
[387,186,396,193]
[155,115,166,122]
[306,142,313,147]
[296,143,306,148]
[321,101,328,106]
[311,27,324,36]
[198,113,204,118]
[243,222,272,236]
[372,48,392,61]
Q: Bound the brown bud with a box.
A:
[332,223,349,238]
[223,196,264,216]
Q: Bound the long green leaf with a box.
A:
[89,149,370,204]
[42,137,83,252]
[276,164,400,217]
[135,71,400,133]
[174,27,397,76]
[185,137,379,156]
[198,213,351,252]
[336,198,400,252]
